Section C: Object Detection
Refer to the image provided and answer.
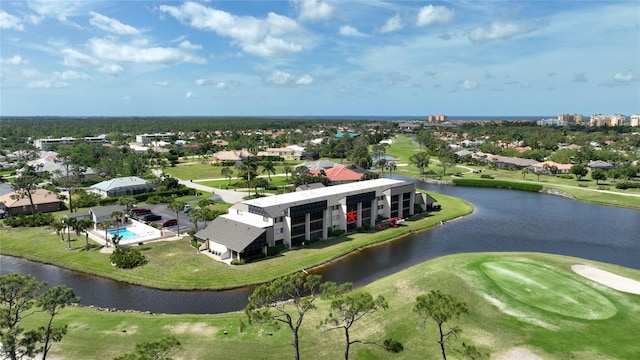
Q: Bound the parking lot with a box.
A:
[130,202,203,234]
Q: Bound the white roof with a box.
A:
[243,178,408,209]
[90,176,148,191]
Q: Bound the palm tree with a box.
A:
[221,166,234,187]
[98,220,112,247]
[78,218,94,250]
[64,217,78,248]
[283,165,293,181]
[409,152,430,176]
[168,200,186,236]
[190,207,202,231]
[262,160,276,184]
[111,210,124,230]
[53,220,66,241]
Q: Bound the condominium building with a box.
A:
[428,114,447,123]
[34,135,107,150]
[135,132,175,144]
[195,178,419,262]
[631,114,640,127]
[558,114,583,125]
[589,114,626,127]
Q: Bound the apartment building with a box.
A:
[195,178,417,262]
[34,135,107,150]
[589,114,626,127]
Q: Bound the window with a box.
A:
[332,214,340,221]
[237,209,243,215]
[263,216,269,222]
[378,204,384,210]
[274,228,283,235]
[332,205,340,210]
[275,217,284,223]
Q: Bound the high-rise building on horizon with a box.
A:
[631,114,640,127]
[558,114,583,125]
[589,114,626,127]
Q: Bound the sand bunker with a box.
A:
[572,265,640,295]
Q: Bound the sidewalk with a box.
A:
[178,180,249,204]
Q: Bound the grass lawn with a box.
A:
[27,252,640,360]
[0,193,471,290]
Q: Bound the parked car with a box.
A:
[142,213,161,222]
[160,218,177,227]
[183,205,192,213]
[130,208,152,216]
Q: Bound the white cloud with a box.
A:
[154,81,170,87]
[53,70,92,80]
[295,0,334,22]
[27,80,69,88]
[122,96,131,100]
[27,0,87,28]
[194,78,212,86]
[98,64,124,76]
[380,14,404,34]
[469,21,535,43]
[179,40,202,51]
[89,38,206,64]
[215,82,227,89]
[1,55,28,65]
[185,91,197,99]
[613,72,633,82]
[458,80,478,90]
[339,25,365,37]
[0,11,24,31]
[160,2,304,58]
[296,74,313,85]
[89,12,141,36]
[265,70,313,86]
[61,49,99,67]
[416,5,454,27]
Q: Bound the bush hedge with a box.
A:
[3,213,55,227]
[452,178,543,192]
[615,181,640,189]
[110,247,148,269]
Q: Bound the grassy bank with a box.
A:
[24,252,640,360]
[0,193,471,290]
[452,178,543,192]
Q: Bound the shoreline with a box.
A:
[0,196,472,292]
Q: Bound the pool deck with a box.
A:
[87,219,182,247]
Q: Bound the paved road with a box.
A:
[178,179,250,204]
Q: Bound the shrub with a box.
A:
[452,178,543,192]
[230,259,245,265]
[267,244,287,256]
[4,213,55,227]
[383,338,404,353]
[615,181,640,189]
[110,248,148,269]
[331,229,345,237]
[557,174,574,179]
[480,174,494,179]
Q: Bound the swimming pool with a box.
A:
[108,228,140,240]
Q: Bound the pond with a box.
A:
[2,181,638,314]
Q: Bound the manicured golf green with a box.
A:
[19,253,640,360]
[480,261,617,320]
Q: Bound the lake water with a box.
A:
[2,181,638,314]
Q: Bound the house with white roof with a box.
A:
[89,176,156,198]
[195,178,418,262]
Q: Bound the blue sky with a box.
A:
[1,0,638,117]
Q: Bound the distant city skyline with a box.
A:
[1,1,638,117]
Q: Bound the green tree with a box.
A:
[321,291,390,360]
[117,196,137,213]
[283,165,293,181]
[111,210,125,229]
[37,286,79,360]
[221,166,234,186]
[262,160,276,184]
[245,273,347,360]
[11,165,42,216]
[591,168,607,184]
[0,274,77,360]
[78,218,94,250]
[440,158,456,177]
[113,336,181,360]
[98,220,112,247]
[63,217,78,249]
[414,290,469,360]
[409,152,430,176]
[570,164,588,180]
[168,200,186,235]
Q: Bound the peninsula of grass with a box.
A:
[22,252,640,360]
[0,193,471,290]
[452,178,544,192]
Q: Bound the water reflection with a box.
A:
[2,181,638,314]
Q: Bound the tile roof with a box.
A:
[309,166,363,182]
[0,189,61,208]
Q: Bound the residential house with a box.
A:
[89,177,156,198]
[0,189,63,216]
[308,166,364,184]
[211,149,254,162]
[256,147,302,161]
[587,160,615,170]
[529,161,572,174]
